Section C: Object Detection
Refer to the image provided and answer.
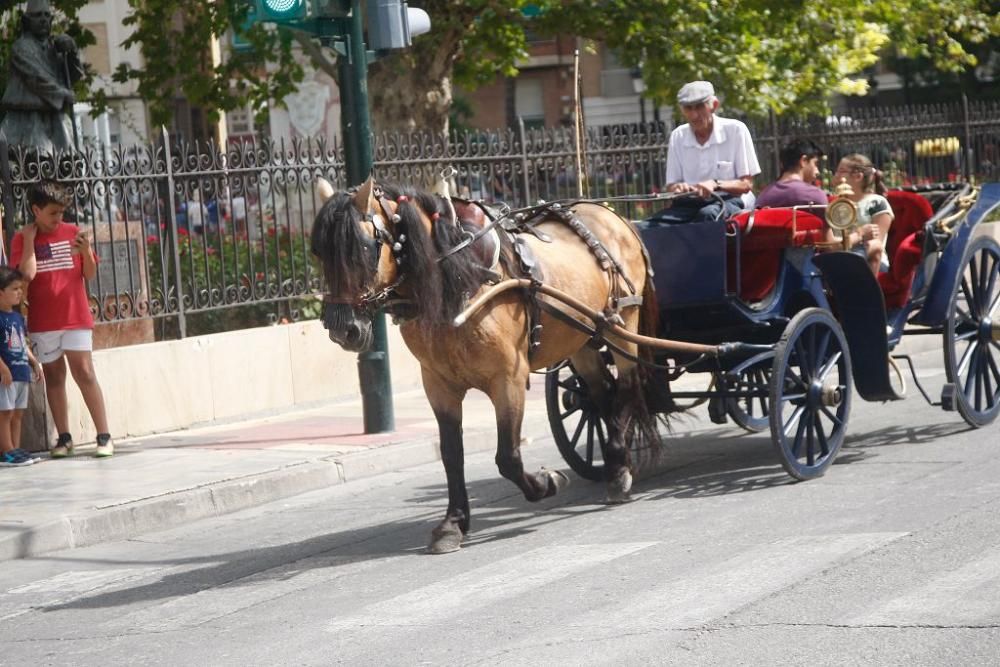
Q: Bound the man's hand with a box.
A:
[668,182,696,195]
[695,180,718,199]
[20,223,37,245]
[0,365,12,387]
[53,34,77,54]
[28,359,41,383]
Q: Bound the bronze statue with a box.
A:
[0,0,84,153]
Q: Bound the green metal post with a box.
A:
[340,0,395,432]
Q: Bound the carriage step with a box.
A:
[941,383,957,411]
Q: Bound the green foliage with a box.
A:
[145,225,321,337]
[3,0,998,131]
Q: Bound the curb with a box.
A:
[0,420,508,562]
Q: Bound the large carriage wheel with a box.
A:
[942,235,1000,427]
[722,360,772,433]
[769,308,852,480]
[545,355,615,482]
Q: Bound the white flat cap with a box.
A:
[677,80,715,105]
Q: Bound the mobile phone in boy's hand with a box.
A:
[70,231,90,255]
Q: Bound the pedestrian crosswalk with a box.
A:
[3,531,1000,641]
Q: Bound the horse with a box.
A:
[311,176,661,553]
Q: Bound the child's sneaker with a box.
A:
[95,433,114,458]
[0,450,35,467]
[50,433,74,459]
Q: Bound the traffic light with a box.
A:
[367,0,430,50]
[258,0,309,23]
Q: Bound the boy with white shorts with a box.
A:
[10,180,115,458]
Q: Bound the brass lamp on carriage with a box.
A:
[826,182,859,250]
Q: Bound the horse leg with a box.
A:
[424,371,469,554]
[490,376,570,502]
[571,347,635,503]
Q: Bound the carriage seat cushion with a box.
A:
[877,190,934,309]
[727,208,826,301]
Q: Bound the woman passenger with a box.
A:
[832,153,893,275]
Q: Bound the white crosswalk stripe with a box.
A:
[568,532,907,630]
[0,569,157,623]
[855,549,1000,625]
[325,542,657,633]
[108,555,398,633]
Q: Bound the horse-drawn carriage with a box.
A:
[547,182,1000,482]
[311,175,1000,552]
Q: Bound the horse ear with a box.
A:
[316,177,335,203]
[352,176,375,214]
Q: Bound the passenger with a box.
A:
[648,80,761,224]
[832,153,893,276]
[756,140,829,211]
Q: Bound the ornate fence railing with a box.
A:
[2,98,998,340]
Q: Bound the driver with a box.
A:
[648,80,760,224]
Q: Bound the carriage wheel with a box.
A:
[943,235,1000,427]
[545,356,615,482]
[769,308,852,481]
[723,360,772,433]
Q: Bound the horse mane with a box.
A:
[380,184,487,327]
[310,191,378,297]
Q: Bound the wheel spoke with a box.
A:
[586,418,596,463]
[570,413,587,446]
[817,350,844,382]
[560,406,581,419]
[975,347,984,411]
[815,329,832,366]
[984,254,998,308]
[805,412,816,466]
[814,412,830,457]
[957,339,979,377]
[784,366,809,392]
[783,404,806,437]
[794,338,813,379]
[955,305,976,325]
[961,277,977,318]
[595,417,608,449]
[988,349,1000,387]
[820,403,843,428]
[790,410,808,457]
[964,346,981,399]
[955,328,978,342]
[968,261,981,314]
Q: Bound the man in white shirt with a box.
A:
[649,80,761,224]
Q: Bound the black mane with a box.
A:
[310,183,492,324]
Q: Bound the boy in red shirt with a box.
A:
[10,180,114,458]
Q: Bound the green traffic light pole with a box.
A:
[338,0,395,433]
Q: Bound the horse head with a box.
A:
[313,175,488,351]
[311,176,401,351]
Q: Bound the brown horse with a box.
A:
[311,177,660,553]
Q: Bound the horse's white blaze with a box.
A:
[325,542,655,633]
[316,177,335,203]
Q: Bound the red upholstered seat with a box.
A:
[877,191,933,309]
[728,209,826,301]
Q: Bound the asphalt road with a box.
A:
[3,347,1000,666]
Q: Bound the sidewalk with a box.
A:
[0,385,553,562]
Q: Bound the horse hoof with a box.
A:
[606,468,633,504]
[427,529,463,554]
[543,469,570,496]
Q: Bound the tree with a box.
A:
[2,0,998,136]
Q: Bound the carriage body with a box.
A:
[547,182,1000,482]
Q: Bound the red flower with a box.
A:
[266,227,277,237]
[146,235,159,245]
[178,227,189,237]
[206,247,217,256]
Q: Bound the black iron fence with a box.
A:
[1,98,998,340]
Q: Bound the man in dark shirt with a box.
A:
[756,140,829,210]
